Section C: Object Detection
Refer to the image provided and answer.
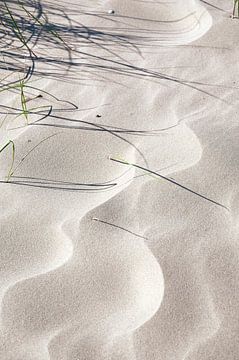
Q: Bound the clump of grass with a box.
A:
[232,0,239,18]
[0,1,74,182]
[0,140,15,181]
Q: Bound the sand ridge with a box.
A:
[1,0,239,359]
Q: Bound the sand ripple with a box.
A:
[2,1,238,359]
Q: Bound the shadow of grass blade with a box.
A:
[19,1,71,50]
[3,1,36,57]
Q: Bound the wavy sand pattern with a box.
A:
[0,0,238,359]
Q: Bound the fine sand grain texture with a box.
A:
[0,0,239,359]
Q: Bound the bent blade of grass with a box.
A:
[10,132,60,177]
[0,140,15,181]
[19,79,28,123]
[92,217,149,240]
[110,157,229,211]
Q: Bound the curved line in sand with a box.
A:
[154,8,212,46]
[0,163,163,359]
[100,1,212,46]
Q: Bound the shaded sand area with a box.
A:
[0,0,239,359]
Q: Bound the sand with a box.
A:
[0,0,238,359]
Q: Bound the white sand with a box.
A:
[0,0,239,359]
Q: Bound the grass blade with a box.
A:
[0,140,15,181]
[110,157,229,211]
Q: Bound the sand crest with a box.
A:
[1,0,239,359]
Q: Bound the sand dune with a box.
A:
[0,0,239,359]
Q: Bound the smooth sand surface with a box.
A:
[0,0,239,359]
